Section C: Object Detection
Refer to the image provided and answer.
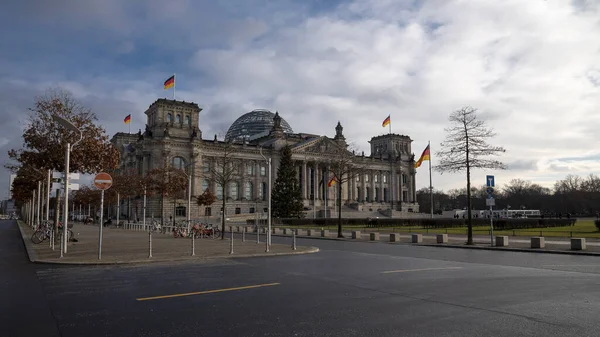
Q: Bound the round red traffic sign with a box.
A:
[94,172,113,190]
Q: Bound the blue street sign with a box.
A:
[486,175,495,187]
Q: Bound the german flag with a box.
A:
[327,177,336,187]
[382,115,390,127]
[124,114,131,124]
[164,75,175,89]
[414,144,430,168]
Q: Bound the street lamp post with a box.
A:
[183,159,197,232]
[259,145,272,250]
[36,181,41,228]
[46,169,51,222]
[31,190,35,228]
[52,114,83,255]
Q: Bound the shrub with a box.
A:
[595,220,600,231]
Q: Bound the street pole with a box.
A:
[255,200,259,244]
[63,142,70,254]
[117,192,120,228]
[490,204,494,246]
[46,169,51,222]
[187,172,191,232]
[99,189,104,260]
[31,194,34,226]
[36,181,41,228]
[143,186,147,231]
[267,157,272,247]
[259,145,272,251]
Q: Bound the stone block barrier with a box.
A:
[389,233,399,242]
[370,232,379,241]
[495,236,509,247]
[571,238,586,250]
[436,234,448,244]
[352,231,361,239]
[321,229,329,237]
[411,233,422,243]
[531,237,545,248]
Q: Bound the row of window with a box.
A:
[174,206,270,217]
[354,187,410,203]
[171,157,408,184]
[202,161,266,176]
[202,180,268,201]
[166,112,191,125]
[356,174,408,184]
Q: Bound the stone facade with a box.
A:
[110,99,419,221]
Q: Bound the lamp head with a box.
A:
[51,114,80,134]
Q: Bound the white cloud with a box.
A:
[3,0,600,196]
[185,0,600,191]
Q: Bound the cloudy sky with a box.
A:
[2,0,600,198]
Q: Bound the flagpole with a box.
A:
[324,179,327,219]
[389,116,393,214]
[428,140,433,219]
[173,73,176,100]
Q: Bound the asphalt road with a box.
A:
[3,219,600,337]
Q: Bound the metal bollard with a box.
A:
[60,234,63,258]
[242,228,246,242]
[148,231,153,258]
[257,227,260,244]
[292,231,297,251]
[191,232,195,256]
[229,228,234,255]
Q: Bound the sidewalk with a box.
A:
[18,222,318,265]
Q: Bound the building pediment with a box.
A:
[292,136,346,155]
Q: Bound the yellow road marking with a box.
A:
[136,282,281,301]
[381,267,463,274]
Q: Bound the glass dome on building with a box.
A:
[225,109,293,142]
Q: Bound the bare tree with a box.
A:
[204,141,242,239]
[326,144,367,238]
[435,106,506,245]
[146,165,187,227]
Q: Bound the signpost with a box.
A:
[52,171,80,256]
[486,175,495,246]
[94,172,113,260]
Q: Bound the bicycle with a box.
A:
[193,223,221,239]
[31,221,73,244]
[149,220,162,233]
[172,222,189,238]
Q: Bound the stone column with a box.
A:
[412,173,417,202]
[142,155,148,176]
[325,165,330,203]
[312,164,318,205]
[302,161,308,200]
[361,172,366,202]
[399,169,403,204]
[379,170,384,202]
[240,161,246,201]
[254,162,260,200]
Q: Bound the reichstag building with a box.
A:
[111,99,419,220]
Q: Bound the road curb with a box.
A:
[25,246,320,266]
[420,243,600,257]
[16,220,38,262]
